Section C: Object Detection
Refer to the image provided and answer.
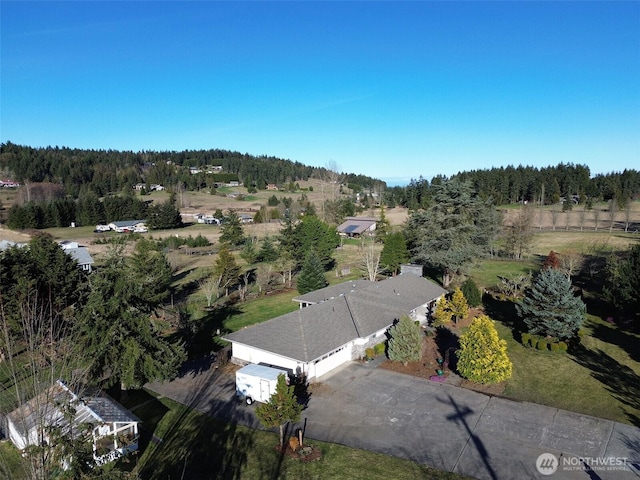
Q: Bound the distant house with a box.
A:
[194,213,221,225]
[0,179,20,188]
[337,217,377,237]
[60,241,95,272]
[266,184,279,191]
[0,239,27,251]
[107,220,147,233]
[6,380,139,467]
[224,273,447,381]
[239,214,254,224]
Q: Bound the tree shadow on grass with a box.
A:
[140,367,262,480]
[481,294,525,341]
[589,322,640,363]
[570,344,640,428]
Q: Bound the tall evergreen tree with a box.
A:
[213,244,241,297]
[387,315,422,366]
[296,251,328,294]
[147,193,183,230]
[516,268,586,340]
[380,232,409,276]
[257,236,279,263]
[219,211,246,246]
[457,315,512,384]
[292,216,339,269]
[79,248,185,392]
[404,180,501,287]
[603,244,640,315]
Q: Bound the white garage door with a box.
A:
[313,345,352,379]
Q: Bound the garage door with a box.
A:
[314,345,352,379]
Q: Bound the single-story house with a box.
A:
[224,273,447,381]
[6,380,139,467]
[337,217,377,237]
[107,220,147,233]
[194,214,221,225]
[60,241,95,272]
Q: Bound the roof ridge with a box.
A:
[296,309,309,361]
[343,295,361,338]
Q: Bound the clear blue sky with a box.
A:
[1,2,639,186]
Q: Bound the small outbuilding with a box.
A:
[337,216,377,237]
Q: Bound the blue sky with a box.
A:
[1,2,638,186]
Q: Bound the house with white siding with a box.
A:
[223,273,447,381]
[6,380,139,467]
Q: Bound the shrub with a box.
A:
[456,315,512,384]
[558,341,568,352]
[365,347,375,360]
[529,338,538,349]
[374,343,386,356]
[550,343,560,352]
[461,278,482,307]
[536,340,548,351]
[521,333,531,346]
[289,436,300,452]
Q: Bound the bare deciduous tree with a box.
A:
[198,274,220,307]
[560,251,584,282]
[255,264,274,295]
[550,208,560,231]
[592,208,601,231]
[361,240,381,282]
[608,199,617,232]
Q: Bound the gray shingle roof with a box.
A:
[7,381,138,440]
[65,247,94,266]
[292,279,371,305]
[224,274,447,363]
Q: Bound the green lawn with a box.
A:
[120,391,467,480]
[484,297,640,426]
[469,259,539,290]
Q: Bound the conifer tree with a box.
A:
[255,374,303,448]
[387,315,422,366]
[296,251,328,294]
[257,236,278,263]
[219,211,246,246]
[457,315,512,384]
[516,268,586,340]
[214,244,241,297]
[450,287,469,323]
[380,231,409,276]
[461,278,482,307]
[433,297,453,327]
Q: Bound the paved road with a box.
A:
[146,359,640,480]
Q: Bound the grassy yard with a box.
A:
[115,391,467,480]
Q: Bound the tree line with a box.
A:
[0,142,380,198]
[385,164,640,209]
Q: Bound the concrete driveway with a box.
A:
[146,359,640,480]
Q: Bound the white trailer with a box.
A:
[235,364,289,405]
